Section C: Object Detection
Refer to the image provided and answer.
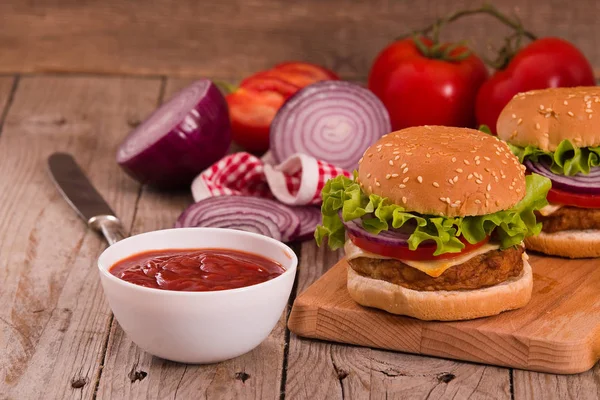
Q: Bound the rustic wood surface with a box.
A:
[1,0,600,80]
[288,254,600,374]
[0,70,598,399]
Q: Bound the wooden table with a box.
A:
[1,74,599,400]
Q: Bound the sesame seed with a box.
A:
[495,151,501,156]
[399,184,406,189]
[377,148,382,152]
[448,179,454,185]
[446,198,451,204]
[439,197,446,202]
[586,109,593,113]
[402,196,407,203]
[358,157,363,164]
[385,174,391,180]
[475,156,480,160]
[463,159,470,165]
[502,160,508,165]
[496,200,501,206]
[568,111,575,117]
[484,156,491,161]
[535,123,540,130]
[564,100,569,105]
[426,153,431,158]
[391,173,399,178]
[375,181,381,187]
[475,199,482,204]
[368,153,373,157]
[475,179,483,184]
[494,177,499,182]
[403,177,409,183]
[417,176,423,183]
[517,118,523,125]
[433,182,440,188]
[455,168,463,173]
[452,157,457,162]
[367,173,371,178]
[544,132,549,137]
[512,113,517,119]
[400,163,407,169]
[487,184,491,192]
[539,104,544,110]
[368,185,372,191]
[388,160,394,166]
[485,200,489,207]
[453,176,458,182]
[403,167,409,174]
[467,174,473,180]
[395,155,400,161]
[590,114,593,119]
[485,193,490,199]
[393,151,400,155]
[509,186,514,190]
[585,95,591,101]
[516,188,522,193]
[475,160,480,165]
[574,137,582,142]
[384,143,392,147]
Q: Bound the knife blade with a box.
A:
[48,152,125,245]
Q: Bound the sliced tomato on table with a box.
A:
[546,188,600,208]
[226,62,339,153]
[348,233,490,261]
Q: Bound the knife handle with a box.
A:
[88,215,126,246]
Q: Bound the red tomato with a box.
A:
[547,188,600,208]
[348,233,490,261]
[227,62,339,153]
[476,37,595,134]
[368,37,489,130]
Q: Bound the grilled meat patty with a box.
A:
[537,206,600,233]
[348,246,524,291]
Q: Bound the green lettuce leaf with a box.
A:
[314,173,551,256]
[509,139,600,176]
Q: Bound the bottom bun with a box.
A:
[346,253,532,321]
[524,230,600,259]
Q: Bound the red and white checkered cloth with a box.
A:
[191,152,350,205]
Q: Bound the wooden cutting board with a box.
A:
[287,254,600,374]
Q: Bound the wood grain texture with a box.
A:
[284,242,511,399]
[513,366,600,400]
[0,76,161,398]
[288,253,600,375]
[95,77,286,400]
[0,0,599,79]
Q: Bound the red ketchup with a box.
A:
[109,248,285,291]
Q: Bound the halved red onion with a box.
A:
[525,159,600,194]
[270,81,391,170]
[343,219,414,247]
[117,80,231,189]
[290,206,322,241]
[175,196,300,242]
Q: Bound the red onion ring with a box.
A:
[524,159,600,195]
[176,196,300,242]
[342,219,417,247]
[289,206,322,242]
[270,81,391,170]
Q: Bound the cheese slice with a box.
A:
[538,203,563,216]
[344,239,500,278]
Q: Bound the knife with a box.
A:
[48,152,125,245]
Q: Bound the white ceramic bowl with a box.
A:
[97,227,297,364]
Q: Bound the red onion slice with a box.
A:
[290,206,322,241]
[117,80,231,189]
[525,159,600,194]
[175,196,300,242]
[343,219,416,247]
[270,81,391,170]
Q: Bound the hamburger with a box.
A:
[497,87,600,258]
[315,126,551,321]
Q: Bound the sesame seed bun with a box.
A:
[524,229,600,258]
[357,126,526,217]
[347,251,532,321]
[497,87,600,151]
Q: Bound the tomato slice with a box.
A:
[546,188,600,208]
[348,233,491,262]
[239,76,300,99]
[273,61,340,81]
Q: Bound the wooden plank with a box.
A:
[0,76,16,122]
[96,78,286,400]
[513,365,600,399]
[0,76,162,398]
[1,0,599,79]
[284,242,511,399]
